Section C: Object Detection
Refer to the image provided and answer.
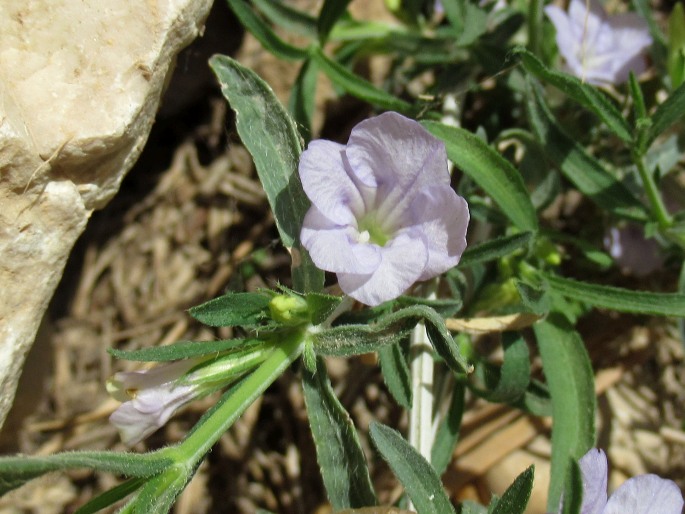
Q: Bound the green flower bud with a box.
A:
[269,294,310,325]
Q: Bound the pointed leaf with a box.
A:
[378,343,412,409]
[226,0,307,60]
[431,382,465,476]
[526,79,649,222]
[318,0,353,43]
[210,54,323,292]
[303,358,377,509]
[252,0,317,38]
[460,232,534,267]
[647,80,685,147]
[188,291,271,327]
[545,273,685,317]
[534,315,595,511]
[489,465,534,514]
[74,478,145,514]
[370,422,456,514]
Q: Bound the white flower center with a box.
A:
[358,230,371,244]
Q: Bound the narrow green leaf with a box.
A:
[489,465,534,514]
[310,46,416,114]
[226,0,307,61]
[473,332,530,403]
[314,306,470,375]
[668,2,685,89]
[252,0,317,38]
[460,232,534,267]
[188,291,271,327]
[122,467,189,514]
[378,343,411,409]
[534,315,595,512]
[318,0,353,43]
[74,478,146,514]
[395,295,463,318]
[513,47,632,142]
[0,451,171,495]
[422,121,538,232]
[560,459,583,514]
[545,273,685,317]
[647,80,685,147]
[288,58,319,141]
[108,339,258,362]
[431,382,465,476]
[370,422,456,514]
[303,358,377,509]
[210,55,324,292]
[526,79,649,222]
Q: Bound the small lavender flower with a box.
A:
[566,449,684,514]
[545,0,653,85]
[107,360,200,445]
[299,112,469,306]
[604,225,663,276]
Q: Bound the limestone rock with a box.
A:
[0,0,213,428]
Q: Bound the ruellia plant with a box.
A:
[2,0,685,512]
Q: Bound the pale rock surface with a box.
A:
[0,0,213,428]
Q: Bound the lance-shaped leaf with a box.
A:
[512,47,632,142]
[226,0,307,61]
[431,382,466,476]
[302,358,377,509]
[310,46,416,115]
[0,450,172,496]
[74,478,146,514]
[472,331,531,404]
[526,79,649,222]
[252,0,317,38]
[489,465,534,514]
[459,232,534,267]
[534,315,595,512]
[317,0,353,44]
[647,79,685,149]
[422,121,538,233]
[369,422,456,514]
[544,273,685,317]
[188,291,271,327]
[210,55,323,292]
[312,305,470,375]
[378,343,411,409]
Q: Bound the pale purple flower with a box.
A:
[565,449,684,514]
[108,360,200,445]
[299,112,469,306]
[604,225,663,276]
[545,0,652,85]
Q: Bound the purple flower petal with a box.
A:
[409,184,469,280]
[578,448,609,514]
[337,230,428,306]
[545,0,652,85]
[298,112,469,306]
[603,474,684,514]
[110,382,197,445]
[300,206,382,274]
[299,139,365,225]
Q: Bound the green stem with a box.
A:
[633,152,672,229]
[170,330,304,465]
[527,0,544,57]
